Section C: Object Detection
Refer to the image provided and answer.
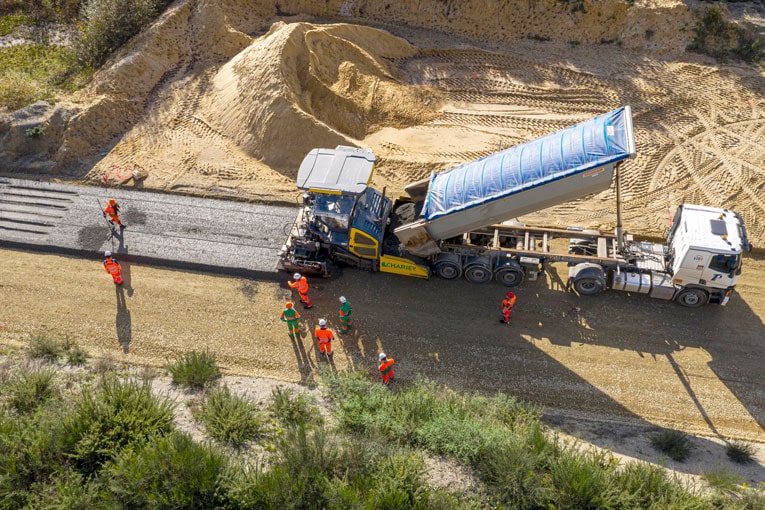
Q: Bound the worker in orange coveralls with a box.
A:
[500,291,516,324]
[104,199,125,228]
[288,273,313,309]
[378,352,395,384]
[280,301,301,339]
[314,319,334,358]
[103,250,123,285]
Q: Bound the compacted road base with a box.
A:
[0,177,297,277]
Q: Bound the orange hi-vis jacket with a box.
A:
[502,294,516,311]
[379,358,395,382]
[314,326,333,344]
[289,276,309,294]
[104,257,121,275]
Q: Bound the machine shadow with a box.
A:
[318,267,765,480]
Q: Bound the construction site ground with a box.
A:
[1,244,763,482]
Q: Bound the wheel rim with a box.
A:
[465,265,491,283]
[497,269,523,287]
[678,289,706,307]
[574,277,603,295]
[436,263,461,280]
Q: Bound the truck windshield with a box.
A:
[312,195,356,231]
[709,253,740,273]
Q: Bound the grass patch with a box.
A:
[703,468,745,491]
[0,13,35,37]
[27,332,63,362]
[0,44,91,111]
[198,384,264,446]
[267,385,322,428]
[166,349,221,390]
[650,429,694,462]
[7,366,58,413]
[726,440,755,464]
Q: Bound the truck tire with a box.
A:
[435,261,462,280]
[433,253,462,280]
[495,267,524,287]
[571,263,606,296]
[464,261,492,283]
[675,288,708,308]
[573,276,605,295]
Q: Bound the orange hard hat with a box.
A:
[286,301,294,308]
[108,199,117,205]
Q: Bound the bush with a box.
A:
[62,375,175,476]
[104,431,227,509]
[267,385,322,428]
[650,429,694,462]
[65,344,88,365]
[199,385,264,446]
[166,349,220,390]
[726,440,755,464]
[7,366,58,413]
[0,405,69,509]
[617,461,703,508]
[703,468,745,492]
[74,0,172,67]
[27,333,62,362]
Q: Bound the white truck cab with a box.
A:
[667,205,750,305]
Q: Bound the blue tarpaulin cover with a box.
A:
[421,107,635,221]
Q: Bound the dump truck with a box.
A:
[278,106,751,307]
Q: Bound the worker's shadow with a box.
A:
[290,331,314,382]
[114,239,133,353]
[115,284,131,354]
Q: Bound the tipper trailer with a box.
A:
[278,106,751,307]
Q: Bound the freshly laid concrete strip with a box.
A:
[0,177,298,278]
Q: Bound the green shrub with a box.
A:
[65,344,88,365]
[199,384,264,446]
[650,429,694,462]
[473,425,556,507]
[23,468,103,510]
[166,349,221,390]
[726,440,755,464]
[74,0,172,67]
[368,452,430,508]
[27,333,62,362]
[7,366,58,413]
[689,5,765,64]
[0,404,69,509]
[104,431,227,509]
[550,448,626,509]
[62,375,175,476]
[268,385,322,427]
[617,461,702,508]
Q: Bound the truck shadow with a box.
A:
[319,267,765,481]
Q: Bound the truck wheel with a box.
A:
[434,261,462,280]
[496,267,524,287]
[675,288,708,308]
[464,264,492,283]
[573,276,604,296]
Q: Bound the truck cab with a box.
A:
[667,205,750,305]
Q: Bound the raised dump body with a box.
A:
[394,106,636,256]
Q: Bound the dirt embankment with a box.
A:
[2,0,765,243]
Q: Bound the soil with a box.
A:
[1,0,765,489]
[1,247,763,486]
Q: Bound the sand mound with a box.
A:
[2,0,765,244]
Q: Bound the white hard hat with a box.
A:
[319,319,327,327]
[293,273,301,280]
[104,250,111,257]
[379,353,386,360]
[339,296,346,303]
